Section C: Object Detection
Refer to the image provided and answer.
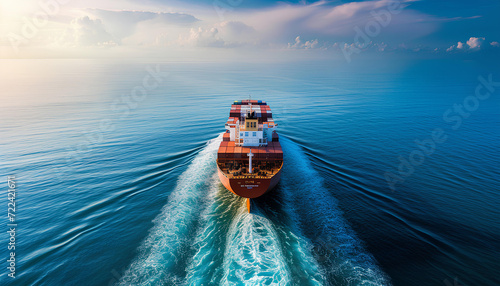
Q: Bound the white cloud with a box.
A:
[65,10,257,48]
[237,0,437,44]
[287,36,319,49]
[86,9,199,39]
[54,9,201,48]
[446,37,489,52]
[82,9,199,45]
[217,21,256,40]
[446,41,464,51]
[329,41,395,53]
[179,27,225,47]
[215,21,259,46]
[466,37,484,49]
[305,39,319,49]
[59,16,115,46]
[177,21,258,48]
[490,41,500,47]
[376,42,388,51]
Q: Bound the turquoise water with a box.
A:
[1,59,499,285]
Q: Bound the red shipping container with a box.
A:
[217,146,226,159]
[261,148,270,160]
[226,147,234,158]
[269,145,276,159]
[234,147,242,159]
[242,147,250,156]
[254,148,261,159]
[264,148,270,159]
[275,144,283,155]
[221,141,229,147]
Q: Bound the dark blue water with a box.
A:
[1,58,499,285]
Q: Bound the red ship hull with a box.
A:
[217,164,281,199]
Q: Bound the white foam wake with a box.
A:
[279,137,391,285]
[185,176,324,286]
[184,181,239,285]
[220,208,291,285]
[118,135,221,285]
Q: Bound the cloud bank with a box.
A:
[1,0,498,58]
[446,37,499,52]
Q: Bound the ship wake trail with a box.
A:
[118,135,221,285]
[221,208,291,285]
[186,191,293,286]
[186,177,323,286]
[280,137,391,286]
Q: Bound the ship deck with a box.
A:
[217,160,283,179]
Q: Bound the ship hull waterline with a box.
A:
[217,164,281,212]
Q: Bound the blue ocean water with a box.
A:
[1,58,499,285]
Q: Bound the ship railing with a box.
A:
[217,159,283,180]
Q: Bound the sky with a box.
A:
[0,0,499,60]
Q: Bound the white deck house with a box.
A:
[225,108,277,147]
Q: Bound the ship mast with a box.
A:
[249,95,252,113]
[248,148,253,173]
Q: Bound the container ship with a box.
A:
[217,100,283,213]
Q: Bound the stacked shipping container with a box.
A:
[218,101,282,163]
